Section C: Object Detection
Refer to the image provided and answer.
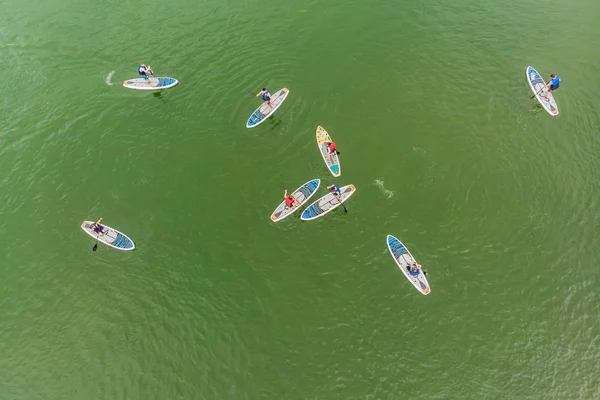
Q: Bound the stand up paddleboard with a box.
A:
[526,66,558,116]
[246,88,289,128]
[316,126,341,177]
[271,179,320,222]
[123,77,178,91]
[81,221,135,251]
[386,235,430,295]
[300,184,356,221]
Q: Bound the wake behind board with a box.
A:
[271,179,320,222]
[316,126,341,177]
[526,66,558,116]
[300,184,356,221]
[246,88,289,128]
[123,77,178,91]
[81,221,135,251]
[386,235,430,295]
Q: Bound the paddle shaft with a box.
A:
[333,192,347,213]
[531,83,548,98]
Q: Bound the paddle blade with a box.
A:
[92,243,98,252]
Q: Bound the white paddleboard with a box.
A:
[246,88,289,128]
[386,235,430,295]
[316,126,341,177]
[123,77,179,91]
[300,184,356,221]
[271,179,320,222]
[526,66,559,116]
[81,221,135,251]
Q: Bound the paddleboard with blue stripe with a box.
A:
[81,221,135,251]
[123,77,178,91]
[271,179,321,222]
[386,234,430,295]
[526,66,558,116]
[300,184,356,221]
[246,88,289,128]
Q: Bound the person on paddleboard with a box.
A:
[546,74,560,94]
[283,190,299,208]
[256,88,273,110]
[138,62,153,82]
[326,141,337,161]
[328,184,341,197]
[408,262,422,276]
[91,218,107,236]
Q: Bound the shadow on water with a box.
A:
[267,115,282,129]
[153,91,166,104]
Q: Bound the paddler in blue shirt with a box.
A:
[138,62,153,83]
[328,184,341,197]
[256,88,273,110]
[90,218,107,236]
[546,74,560,94]
[408,262,422,276]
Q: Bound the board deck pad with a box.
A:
[316,126,341,177]
[123,77,178,91]
[81,221,135,250]
[387,234,430,295]
[271,179,320,222]
[246,88,289,128]
[526,66,559,116]
[300,184,356,221]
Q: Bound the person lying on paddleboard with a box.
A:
[256,88,273,110]
[138,62,153,83]
[91,218,107,236]
[284,190,299,208]
[408,262,422,276]
[545,74,560,94]
[328,184,341,197]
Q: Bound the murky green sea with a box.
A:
[1,0,599,398]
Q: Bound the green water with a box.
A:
[1,0,599,398]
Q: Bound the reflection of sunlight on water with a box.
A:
[374,179,394,199]
[105,71,115,86]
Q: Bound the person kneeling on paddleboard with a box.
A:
[546,74,560,94]
[138,62,153,83]
[326,141,337,161]
[256,88,273,110]
[408,262,422,276]
[283,190,299,208]
[328,184,341,197]
[91,217,107,236]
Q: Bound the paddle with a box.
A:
[330,187,347,213]
[92,237,98,252]
[245,90,256,96]
[531,85,547,98]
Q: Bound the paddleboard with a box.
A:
[81,221,135,251]
[316,126,341,177]
[271,179,321,222]
[122,77,178,91]
[386,235,430,295]
[246,88,289,128]
[526,66,559,116]
[300,184,356,221]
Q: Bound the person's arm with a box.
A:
[256,90,263,97]
[95,217,103,225]
[284,190,288,198]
